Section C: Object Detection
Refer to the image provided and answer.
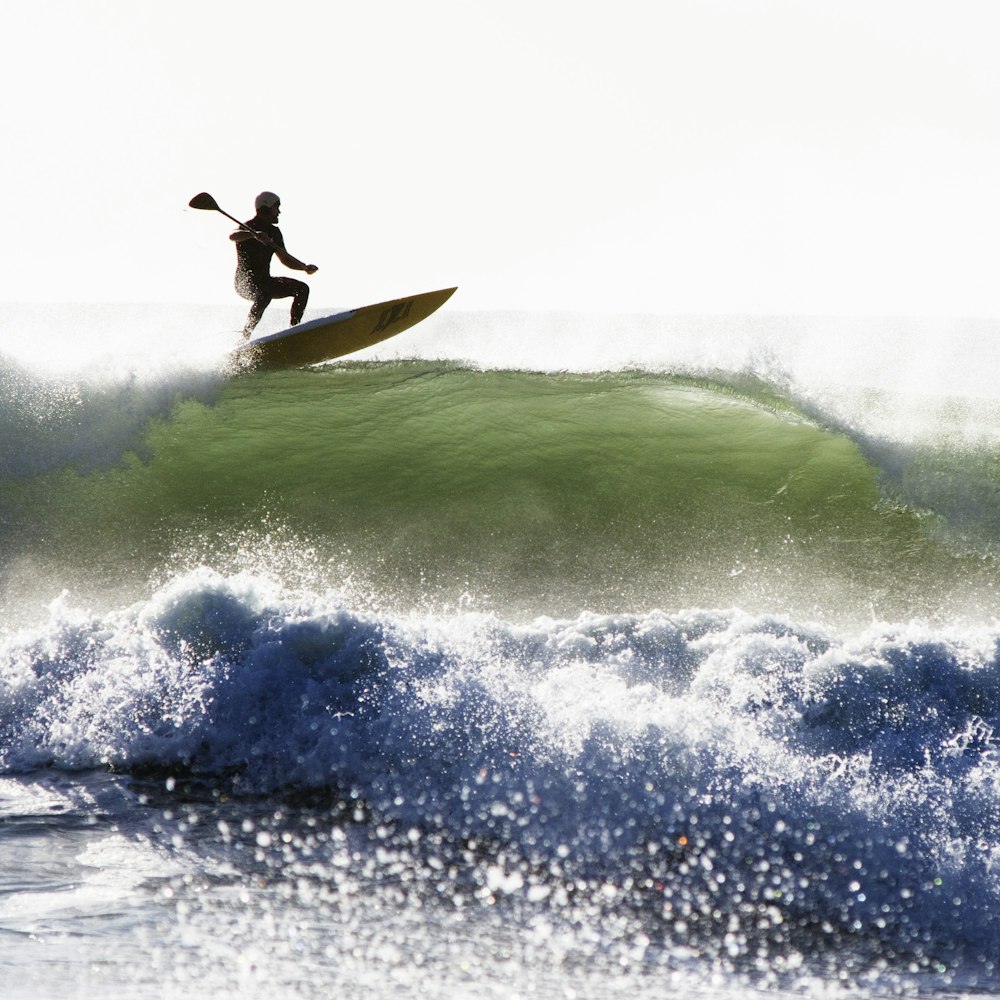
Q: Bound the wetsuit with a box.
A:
[234,215,310,336]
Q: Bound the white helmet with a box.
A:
[254,191,280,211]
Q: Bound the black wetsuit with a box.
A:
[234,215,309,336]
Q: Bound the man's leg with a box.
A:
[236,275,272,339]
[243,292,272,338]
[269,277,310,326]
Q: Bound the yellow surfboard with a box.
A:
[230,286,457,371]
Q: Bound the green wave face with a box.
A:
[1,362,994,628]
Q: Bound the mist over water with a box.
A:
[2,302,1000,997]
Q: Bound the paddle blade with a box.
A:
[188,192,219,211]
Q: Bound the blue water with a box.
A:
[2,305,1000,997]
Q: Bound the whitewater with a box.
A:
[3,302,1000,998]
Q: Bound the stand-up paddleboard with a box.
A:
[230,286,457,371]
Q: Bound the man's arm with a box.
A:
[274,246,319,275]
[230,228,274,245]
[228,228,318,274]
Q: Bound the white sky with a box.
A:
[4,0,1000,315]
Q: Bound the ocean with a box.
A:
[2,302,1000,997]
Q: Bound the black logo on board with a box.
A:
[372,300,413,334]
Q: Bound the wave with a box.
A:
[1,358,998,629]
[0,351,223,479]
[5,306,1000,987]
[3,566,1000,973]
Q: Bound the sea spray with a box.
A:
[3,305,1000,995]
[2,568,1000,984]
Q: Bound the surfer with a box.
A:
[231,191,319,337]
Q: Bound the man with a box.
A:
[231,191,319,337]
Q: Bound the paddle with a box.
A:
[189,191,283,254]
[191,187,323,275]
[188,192,254,232]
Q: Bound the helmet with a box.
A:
[254,191,280,211]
